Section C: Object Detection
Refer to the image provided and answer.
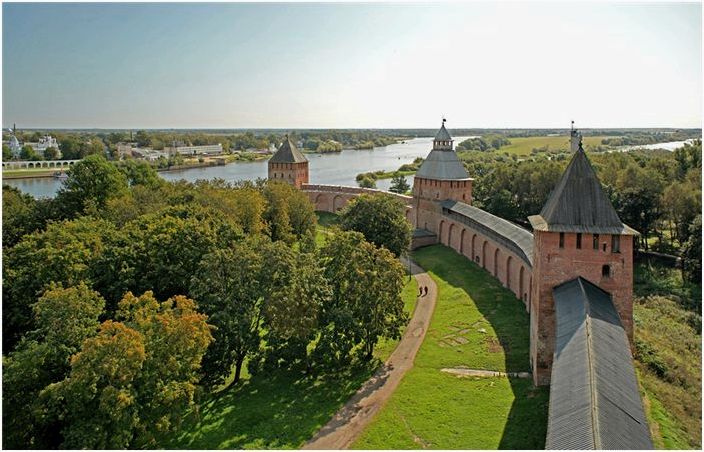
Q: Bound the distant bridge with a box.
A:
[2,159,81,170]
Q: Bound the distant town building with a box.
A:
[164,144,223,156]
[21,135,61,158]
[131,148,169,161]
[27,135,59,152]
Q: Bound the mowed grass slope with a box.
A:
[352,245,549,449]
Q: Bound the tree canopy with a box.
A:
[339,193,412,257]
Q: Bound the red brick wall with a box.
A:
[267,161,309,189]
[530,230,634,385]
[412,177,473,205]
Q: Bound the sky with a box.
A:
[2,1,702,129]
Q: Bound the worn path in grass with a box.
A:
[303,258,436,450]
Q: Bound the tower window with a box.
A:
[612,235,621,253]
[576,233,582,249]
[559,232,564,248]
[602,264,611,278]
[593,234,599,250]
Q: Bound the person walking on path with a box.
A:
[424,286,428,296]
[418,286,424,297]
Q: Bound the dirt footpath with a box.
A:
[303,259,437,450]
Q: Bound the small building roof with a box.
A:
[528,145,638,235]
[269,136,307,164]
[547,277,653,450]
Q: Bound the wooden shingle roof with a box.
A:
[528,146,637,235]
[270,136,307,164]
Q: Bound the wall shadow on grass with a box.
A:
[413,244,549,449]
[169,362,376,449]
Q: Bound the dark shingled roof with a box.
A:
[435,123,452,141]
[269,136,307,164]
[415,149,472,180]
[441,200,533,266]
[416,124,470,180]
[528,147,637,235]
[547,277,653,450]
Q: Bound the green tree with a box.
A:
[358,176,376,189]
[389,174,411,194]
[20,145,42,161]
[115,292,213,446]
[257,242,330,371]
[41,321,146,449]
[190,240,265,385]
[262,181,317,243]
[484,188,522,221]
[44,146,60,160]
[58,136,81,160]
[682,215,702,285]
[134,130,151,147]
[118,205,241,302]
[41,292,212,449]
[2,283,106,449]
[316,231,407,363]
[116,159,163,188]
[339,193,412,257]
[3,217,117,349]
[3,143,12,160]
[55,154,129,217]
[2,185,39,247]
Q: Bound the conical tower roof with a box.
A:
[415,121,471,180]
[270,136,307,164]
[528,145,637,235]
[435,123,452,141]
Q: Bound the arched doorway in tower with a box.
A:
[460,229,466,256]
[439,220,446,245]
[493,248,500,277]
[482,241,487,269]
[506,256,512,291]
[448,224,455,250]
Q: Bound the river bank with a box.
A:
[5,137,446,198]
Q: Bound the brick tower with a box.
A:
[268,135,309,189]
[412,119,474,230]
[527,128,639,385]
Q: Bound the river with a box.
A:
[4,136,472,199]
[5,136,694,198]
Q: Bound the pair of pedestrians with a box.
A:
[417,285,429,297]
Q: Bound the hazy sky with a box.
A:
[2,2,702,129]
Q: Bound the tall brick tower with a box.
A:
[527,128,639,385]
[268,135,309,189]
[412,119,474,229]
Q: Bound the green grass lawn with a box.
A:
[352,245,549,449]
[495,135,613,156]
